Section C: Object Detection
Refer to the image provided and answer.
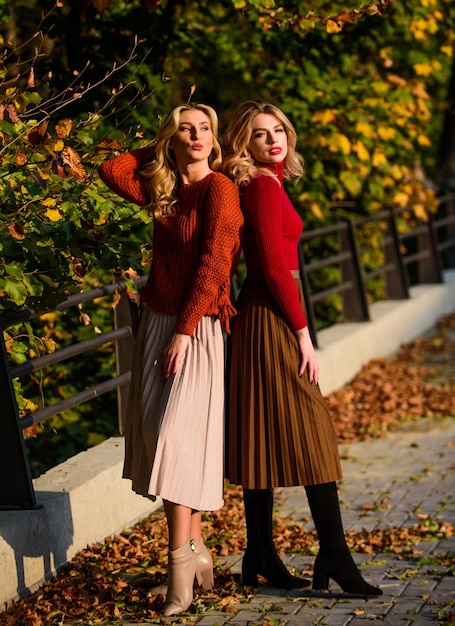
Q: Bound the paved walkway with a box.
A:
[205,417,455,626]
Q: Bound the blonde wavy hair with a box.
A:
[223,100,304,189]
[141,103,222,221]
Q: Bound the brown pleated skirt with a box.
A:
[226,277,342,489]
[123,305,225,512]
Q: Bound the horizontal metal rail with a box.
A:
[11,326,132,378]
[20,372,132,429]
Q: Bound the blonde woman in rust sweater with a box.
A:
[99,103,243,616]
[223,100,382,597]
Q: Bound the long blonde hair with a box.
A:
[223,100,304,188]
[141,103,222,221]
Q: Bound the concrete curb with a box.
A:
[1,269,454,609]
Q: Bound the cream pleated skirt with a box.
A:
[123,305,225,512]
[226,277,342,489]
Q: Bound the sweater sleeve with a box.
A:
[98,147,153,206]
[244,176,307,331]
[175,174,243,335]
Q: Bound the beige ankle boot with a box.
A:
[193,536,214,590]
[163,541,196,616]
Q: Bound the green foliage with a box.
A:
[0,91,154,314]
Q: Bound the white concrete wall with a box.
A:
[1,269,454,610]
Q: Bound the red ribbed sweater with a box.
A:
[99,148,243,335]
[241,162,307,331]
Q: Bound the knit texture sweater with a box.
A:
[241,162,307,332]
[99,148,243,335]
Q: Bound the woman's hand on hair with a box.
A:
[295,326,319,385]
[163,332,191,380]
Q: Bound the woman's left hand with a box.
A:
[295,326,319,384]
[163,332,191,380]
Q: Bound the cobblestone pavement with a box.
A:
[116,416,455,626]
[188,416,454,626]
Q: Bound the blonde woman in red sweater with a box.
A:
[223,100,382,597]
[99,103,243,615]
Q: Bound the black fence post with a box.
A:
[384,209,410,299]
[0,328,38,509]
[417,211,443,284]
[339,219,370,322]
[298,242,319,348]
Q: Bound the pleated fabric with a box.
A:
[226,277,343,489]
[123,305,225,512]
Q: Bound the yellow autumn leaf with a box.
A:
[410,19,428,41]
[421,0,437,6]
[417,134,431,146]
[353,608,366,616]
[42,338,57,353]
[309,202,324,221]
[441,45,453,57]
[24,398,38,411]
[54,139,64,152]
[393,192,410,208]
[412,83,431,100]
[340,171,362,195]
[372,150,387,167]
[354,140,369,161]
[393,102,414,118]
[355,121,376,139]
[325,19,341,34]
[413,204,427,220]
[44,208,63,221]
[357,163,369,177]
[329,133,351,155]
[363,97,383,108]
[94,213,107,226]
[414,62,433,77]
[16,152,27,166]
[305,134,327,148]
[402,183,414,196]
[40,197,57,207]
[312,109,337,124]
[55,118,73,138]
[377,126,396,141]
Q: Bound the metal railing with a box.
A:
[0,276,146,509]
[299,193,455,347]
[1,193,454,509]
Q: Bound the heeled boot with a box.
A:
[305,482,383,597]
[193,536,214,590]
[242,488,311,589]
[163,541,196,616]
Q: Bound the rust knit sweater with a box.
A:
[99,148,243,335]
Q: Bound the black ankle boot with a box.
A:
[313,550,383,597]
[305,482,382,597]
[242,488,310,589]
